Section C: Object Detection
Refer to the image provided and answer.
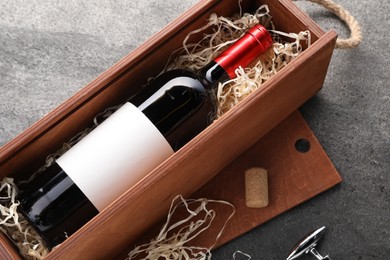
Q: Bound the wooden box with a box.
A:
[0,0,337,259]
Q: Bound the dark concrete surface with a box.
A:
[0,0,389,259]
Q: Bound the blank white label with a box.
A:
[57,102,174,211]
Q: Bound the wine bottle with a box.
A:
[17,24,272,248]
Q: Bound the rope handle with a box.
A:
[295,0,362,49]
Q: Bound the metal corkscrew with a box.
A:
[286,226,331,260]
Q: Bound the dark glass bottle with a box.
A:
[17,24,272,248]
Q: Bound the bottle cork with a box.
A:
[245,167,269,208]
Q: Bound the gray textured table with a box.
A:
[0,0,389,259]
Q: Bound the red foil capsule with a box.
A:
[214,24,273,79]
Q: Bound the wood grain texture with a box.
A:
[0,234,21,260]
[0,0,337,259]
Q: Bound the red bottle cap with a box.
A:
[214,24,273,79]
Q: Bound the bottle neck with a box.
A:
[200,24,272,88]
[199,60,230,88]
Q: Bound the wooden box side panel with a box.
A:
[0,233,22,260]
[47,30,337,260]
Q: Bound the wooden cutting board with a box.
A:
[126,110,342,256]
